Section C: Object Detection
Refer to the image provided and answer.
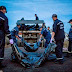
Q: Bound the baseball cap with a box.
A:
[52,14,57,18]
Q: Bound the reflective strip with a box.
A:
[60,27,64,29]
[57,58,63,60]
[57,22,63,25]
[68,51,72,53]
[0,58,4,59]
[0,17,5,20]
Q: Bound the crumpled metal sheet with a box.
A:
[11,43,57,68]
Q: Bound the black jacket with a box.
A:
[53,19,65,41]
[0,11,11,39]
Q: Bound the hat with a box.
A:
[35,14,37,15]
[0,6,7,13]
[43,23,45,25]
[68,19,72,23]
[52,14,57,18]
[17,23,21,26]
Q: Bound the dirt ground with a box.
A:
[0,46,72,72]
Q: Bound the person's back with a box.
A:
[0,11,9,33]
[53,19,65,41]
[41,28,51,41]
[41,28,51,48]
[11,26,19,38]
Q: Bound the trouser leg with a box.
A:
[55,39,64,59]
[0,34,5,62]
[68,40,72,52]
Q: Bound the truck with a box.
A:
[17,18,45,47]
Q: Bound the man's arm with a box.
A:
[51,32,55,40]
[4,18,10,34]
[4,17,12,39]
[40,34,42,39]
[50,22,57,43]
[4,17,13,44]
[39,34,42,42]
[15,35,21,40]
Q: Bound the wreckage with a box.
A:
[11,39,57,68]
[22,38,40,52]
[10,19,57,68]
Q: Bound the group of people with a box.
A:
[0,6,72,68]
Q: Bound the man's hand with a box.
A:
[9,39,13,44]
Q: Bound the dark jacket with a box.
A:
[53,19,65,41]
[0,11,11,39]
[11,26,19,38]
[41,28,51,42]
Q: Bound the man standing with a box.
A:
[11,23,22,61]
[50,14,65,64]
[35,14,39,20]
[66,19,72,57]
[0,6,13,67]
[35,14,39,30]
[39,27,51,48]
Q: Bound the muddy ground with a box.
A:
[0,46,72,72]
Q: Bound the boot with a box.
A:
[0,62,6,68]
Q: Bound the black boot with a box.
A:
[0,62,6,68]
[54,59,64,64]
[65,53,71,58]
[58,59,64,64]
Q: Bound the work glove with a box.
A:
[9,39,13,44]
[39,38,41,42]
[50,38,53,43]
